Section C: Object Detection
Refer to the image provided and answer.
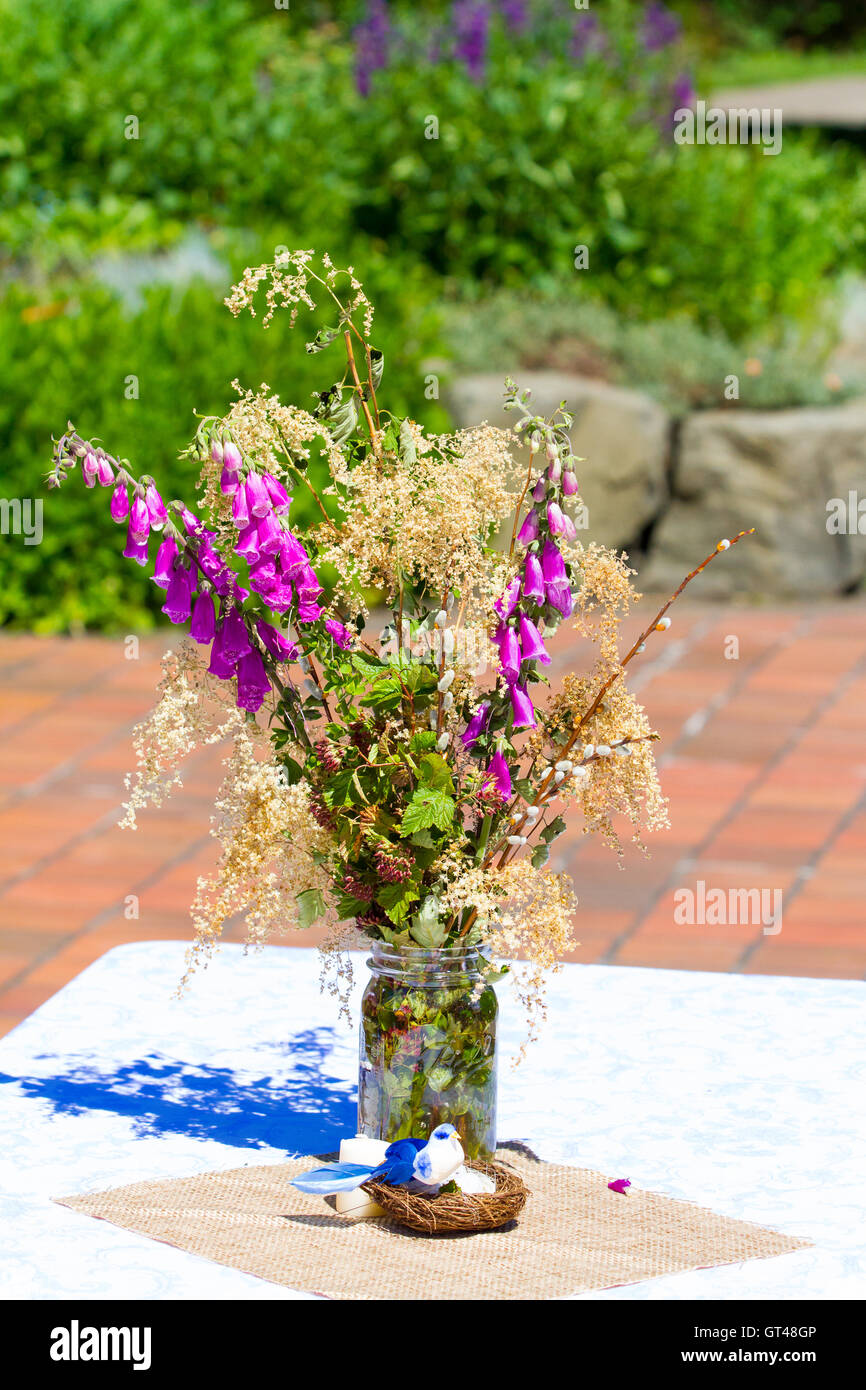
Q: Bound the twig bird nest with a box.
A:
[362,1159,528,1234]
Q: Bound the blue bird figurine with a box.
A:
[292,1125,465,1196]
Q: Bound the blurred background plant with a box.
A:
[3,0,866,628]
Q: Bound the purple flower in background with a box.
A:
[496,623,521,682]
[483,750,512,802]
[510,682,536,730]
[516,509,539,546]
[190,591,216,644]
[454,0,490,84]
[353,0,392,97]
[669,71,696,122]
[325,617,355,651]
[110,488,132,533]
[518,613,551,666]
[236,647,271,713]
[462,700,491,750]
[640,2,681,53]
[571,12,606,63]
[501,0,529,35]
[162,563,194,625]
[153,536,179,590]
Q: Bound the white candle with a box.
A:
[335,1135,388,1220]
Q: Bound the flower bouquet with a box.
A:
[47,250,751,1158]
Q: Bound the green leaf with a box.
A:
[530,843,550,869]
[377,881,420,926]
[333,890,372,921]
[409,730,437,753]
[540,815,567,844]
[296,888,325,929]
[305,325,339,354]
[416,752,454,794]
[409,894,448,948]
[400,787,455,835]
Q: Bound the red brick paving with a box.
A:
[0,601,865,1036]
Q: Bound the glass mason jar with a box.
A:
[358,942,498,1159]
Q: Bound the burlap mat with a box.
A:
[55,1144,810,1299]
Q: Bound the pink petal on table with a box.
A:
[608,1178,631,1195]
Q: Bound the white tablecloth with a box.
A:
[0,941,863,1300]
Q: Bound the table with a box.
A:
[0,941,863,1300]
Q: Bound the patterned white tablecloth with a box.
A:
[0,941,863,1301]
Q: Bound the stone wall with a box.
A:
[445,371,866,598]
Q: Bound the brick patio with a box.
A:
[1,601,865,1037]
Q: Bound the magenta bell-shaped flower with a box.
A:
[541,539,566,584]
[510,682,536,730]
[518,613,551,666]
[279,532,310,580]
[249,558,278,597]
[122,523,149,567]
[110,482,130,523]
[145,483,168,529]
[494,576,521,621]
[461,700,491,750]
[262,473,291,515]
[208,623,237,680]
[256,511,284,557]
[235,521,261,562]
[325,617,354,650]
[548,457,562,484]
[231,484,250,529]
[523,552,544,604]
[297,595,323,623]
[129,495,150,543]
[255,619,296,662]
[546,580,574,617]
[245,470,271,520]
[222,605,252,662]
[483,750,512,802]
[547,501,566,535]
[220,465,239,496]
[561,513,577,541]
[496,623,521,682]
[211,438,224,465]
[153,537,179,590]
[222,440,242,472]
[516,509,539,546]
[82,450,98,487]
[190,591,216,644]
[532,478,546,502]
[562,468,579,496]
[96,455,114,487]
[236,647,271,713]
[162,564,194,625]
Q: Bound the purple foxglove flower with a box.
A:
[129,495,150,543]
[562,468,579,496]
[96,455,114,487]
[546,581,574,618]
[153,536,179,589]
[518,613,551,666]
[232,484,250,529]
[353,0,392,97]
[82,450,98,487]
[548,457,562,484]
[561,513,577,542]
[220,465,239,496]
[454,0,490,84]
[462,700,491,750]
[145,483,168,529]
[510,682,536,730]
[178,505,202,535]
[483,750,512,801]
[325,617,354,651]
[297,596,323,624]
[256,511,284,557]
[494,576,521,621]
[516,509,539,546]
[197,541,225,583]
[541,539,567,584]
[222,605,251,662]
[265,582,294,614]
[190,591,216,644]
[245,469,271,520]
[122,525,149,567]
[532,478,546,502]
[523,552,545,604]
[208,624,237,681]
[235,522,261,562]
[262,472,291,515]
[279,532,309,579]
[110,482,130,522]
[249,558,278,597]
[547,501,566,535]
[641,2,680,53]
[222,440,242,472]
[236,647,271,713]
[295,565,323,601]
[255,618,297,662]
[211,437,224,465]
[162,564,194,625]
[496,623,521,682]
